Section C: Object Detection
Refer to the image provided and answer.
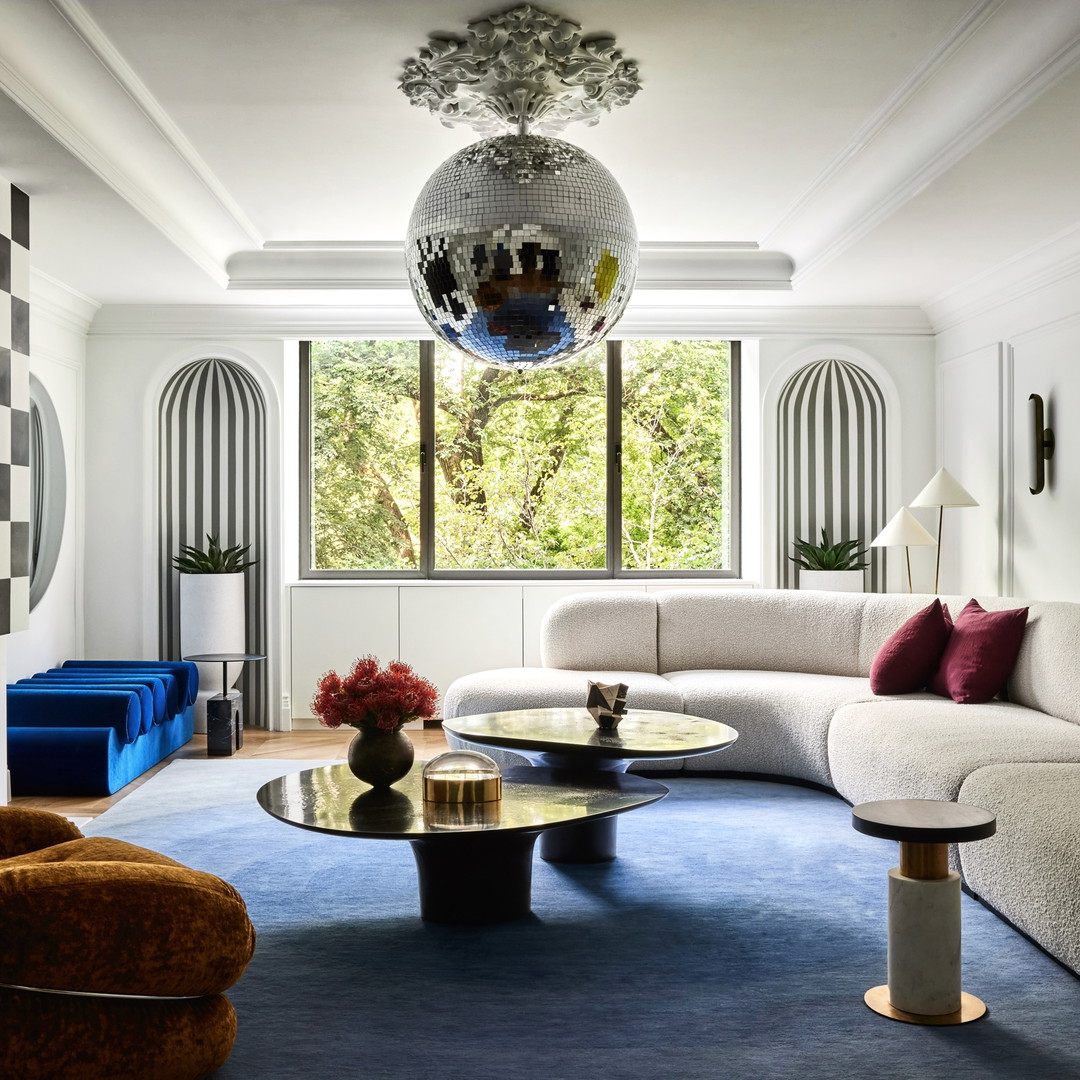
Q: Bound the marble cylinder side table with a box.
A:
[852,798,997,1025]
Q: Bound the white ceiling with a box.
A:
[0,0,1078,321]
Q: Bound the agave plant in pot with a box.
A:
[173,535,257,731]
[789,528,868,592]
[312,656,439,789]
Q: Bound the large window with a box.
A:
[302,339,739,577]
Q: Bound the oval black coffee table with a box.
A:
[256,763,667,925]
[443,708,737,863]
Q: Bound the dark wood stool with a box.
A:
[852,798,996,1025]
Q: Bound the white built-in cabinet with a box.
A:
[288,581,754,725]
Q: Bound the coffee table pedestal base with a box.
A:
[540,817,618,863]
[410,831,539,925]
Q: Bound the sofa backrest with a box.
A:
[656,589,867,677]
[541,591,659,673]
[1007,599,1080,725]
[541,588,1080,724]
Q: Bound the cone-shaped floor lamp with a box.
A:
[871,507,937,593]
[910,467,978,594]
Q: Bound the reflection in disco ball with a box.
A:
[406,134,638,370]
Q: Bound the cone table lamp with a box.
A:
[871,508,938,593]
[910,468,978,593]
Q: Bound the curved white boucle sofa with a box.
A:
[444,588,1080,972]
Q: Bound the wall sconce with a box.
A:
[1029,394,1055,495]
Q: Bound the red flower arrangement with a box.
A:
[311,656,438,733]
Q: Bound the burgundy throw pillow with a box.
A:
[929,599,1029,704]
[870,599,953,695]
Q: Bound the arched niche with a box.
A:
[776,358,888,591]
[158,358,268,725]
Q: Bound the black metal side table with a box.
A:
[852,798,997,1025]
[183,652,266,757]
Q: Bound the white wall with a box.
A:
[82,335,286,727]
[1,279,90,803]
[757,335,938,592]
[81,321,938,730]
[8,286,88,678]
[936,268,1080,601]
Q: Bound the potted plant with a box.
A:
[311,656,439,789]
[789,528,868,592]
[173,535,257,731]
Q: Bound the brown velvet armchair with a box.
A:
[0,806,256,1080]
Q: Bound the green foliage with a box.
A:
[309,340,422,571]
[620,340,732,570]
[308,339,734,572]
[172,534,256,574]
[788,529,868,572]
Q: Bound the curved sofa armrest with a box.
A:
[0,808,84,860]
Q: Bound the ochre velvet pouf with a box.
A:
[0,987,237,1080]
[0,806,256,1080]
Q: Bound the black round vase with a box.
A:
[347,727,415,789]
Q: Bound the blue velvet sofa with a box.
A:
[7,660,198,796]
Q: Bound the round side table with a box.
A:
[852,798,996,1025]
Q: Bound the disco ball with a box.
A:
[406,134,638,369]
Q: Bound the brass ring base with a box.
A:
[864,985,987,1025]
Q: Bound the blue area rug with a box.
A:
[84,760,1080,1080]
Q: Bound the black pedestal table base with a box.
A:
[410,830,541,924]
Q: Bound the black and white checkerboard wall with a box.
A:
[0,179,31,635]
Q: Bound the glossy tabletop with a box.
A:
[183,653,266,664]
[443,707,738,763]
[256,762,667,840]
[852,799,997,844]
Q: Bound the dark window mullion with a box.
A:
[728,340,742,578]
[607,340,621,577]
[419,340,436,576]
[298,341,313,577]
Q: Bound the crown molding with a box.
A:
[617,304,931,338]
[226,242,794,292]
[762,0,1006,249]
[767,0,1080,285]
[30,268,100,336]
[52,0,264,248]
[923,221,1080,331]
[0,1,255,286]
[87,301,930,340]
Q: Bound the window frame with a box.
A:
[300,338,740,580]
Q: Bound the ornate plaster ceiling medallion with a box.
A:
[401,5,641,370]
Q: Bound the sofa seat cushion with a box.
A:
[828,697,1080,806]
[442,667,686,773]
[664,670,874,786]
[957,763,1080,973]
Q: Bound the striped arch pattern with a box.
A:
[158,358,267,725]
[777,358,887,591]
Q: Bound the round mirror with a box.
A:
[29,375,66,611]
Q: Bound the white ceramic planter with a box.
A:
[799,569,864,592]
[180,572,246,732]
